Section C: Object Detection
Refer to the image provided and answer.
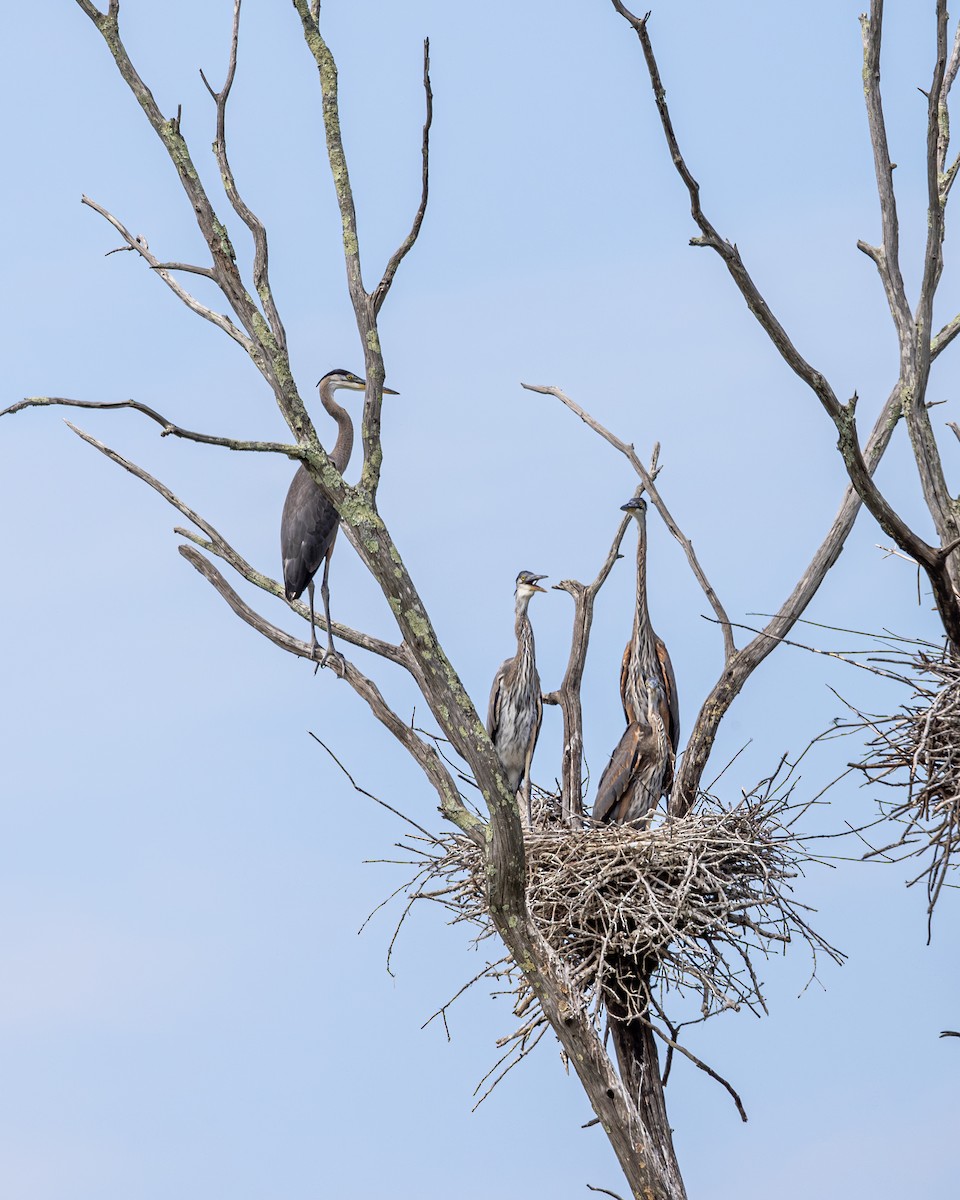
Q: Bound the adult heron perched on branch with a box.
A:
[487,571,547,828]
[281,368,398,664]
[594,496,679,824]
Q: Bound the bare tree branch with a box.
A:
[523,382,735,662]
[372,39,432,317]
[73,1,307,440]
[858,2,913,343]
[81,195,255,353]
[200,0,287,352]
[178,544,480,839]
[608,3,844,418]
[610,1,960,649]
[673,381,905,813]
[547,512,633,824]
[1,395,301,458]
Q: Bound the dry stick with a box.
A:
[307,733,436,839]
[545,512,634,825]
[522,382,735,663]
[1,395,300,458]
[81,195,255,354]
[73,1,306,429]
[646,1001,748,1123]
[611,2,960,649]
[861,1,960,589]
[936,19,960,189]
[200,0,287,352]
[178,543,472,837]
[372,39,432,317]
[858,1,913,344]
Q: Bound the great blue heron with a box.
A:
[486,570,547,828]
[281,368,398,664]
[593,675,674,824]
[593,496,679,824]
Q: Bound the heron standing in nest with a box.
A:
[281,368,398,666]
[487,570,548,827]
[594,496,679,824]
[594,675,675,824]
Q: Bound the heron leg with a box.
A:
[318,549,345,676]
[306,579,320,652]
[521,745,535,830]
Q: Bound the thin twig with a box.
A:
[1,395,301,458]
[522,382,735,661]
[372,39,433,316]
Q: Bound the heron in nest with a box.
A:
[594,675,675,824]
[281,368,398,666]
[594,496,679,824]
[487,570,548,827]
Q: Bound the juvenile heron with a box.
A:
[486,570,547,827]
[594,675,674,824]
[281,368,398,664]
[593,495,679,823]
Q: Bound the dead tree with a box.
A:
[4,2,959,1197]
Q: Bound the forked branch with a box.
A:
[2,395,301,458]
[81,195,254,354]
[522,381,735,662]
[200,0,287,351]
[546,511,634,824]
[178,544,477,838]
[372,39,433,316]
[611,0,960,650]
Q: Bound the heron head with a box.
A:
[620,495,647,516]
[316,368,399,395]
[515,570,547,596]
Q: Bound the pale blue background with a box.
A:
[0,3,956,1197]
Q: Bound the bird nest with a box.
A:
[849,646,960,920]
[387,778,839,1100]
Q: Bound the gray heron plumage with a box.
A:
[486,570,547,827]
[594,496,679,824]
[281,368,397,664]
[594,675,674,824]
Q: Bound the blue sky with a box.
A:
[1,3,957,1197]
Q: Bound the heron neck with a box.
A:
[515,594,536,661]
[318,380,356,472]
[631,513,657,667]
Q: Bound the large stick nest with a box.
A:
[849,645,960,919]
[389,777,839,1101]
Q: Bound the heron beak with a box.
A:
[382,386,400,395]
[529,575,547,592]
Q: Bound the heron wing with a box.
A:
[619,641,633,723]
[486,656,512,742]
[655,637,680,753]
[280,467,340,599]
[594,722,655,824]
